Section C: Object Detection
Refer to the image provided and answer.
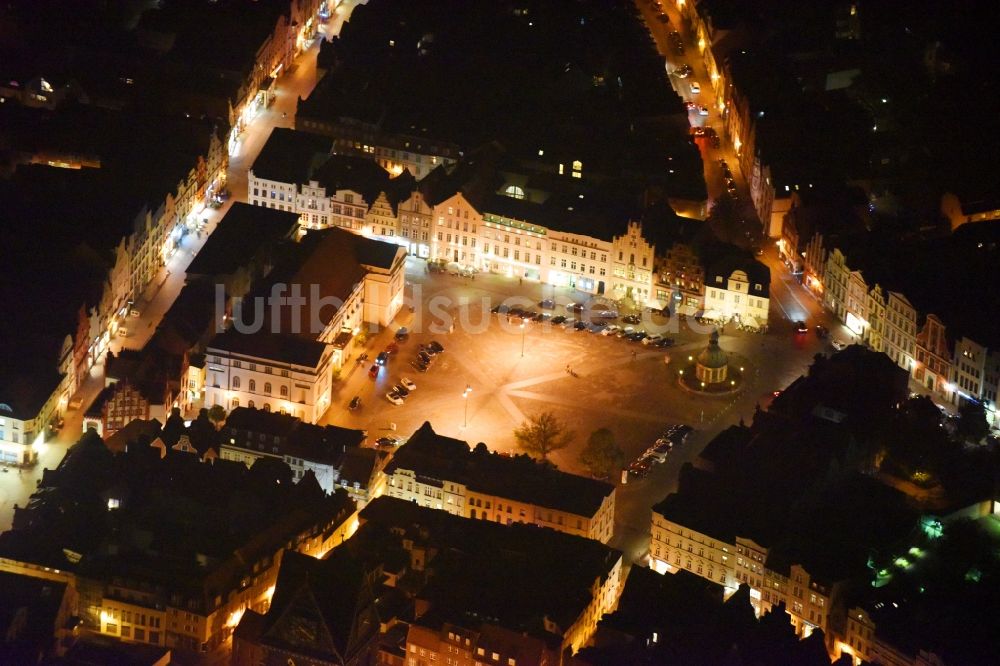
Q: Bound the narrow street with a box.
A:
[0,6,362,532]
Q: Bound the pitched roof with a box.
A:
[207,329,328,368]
[250,128,333,184]
[185,202,300,276]
[386,422,614,518]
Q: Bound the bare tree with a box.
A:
[207,404,227,430]
[513,411,574,461]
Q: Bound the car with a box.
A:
[664,424,693,444]
[385,391,404,406]
[616,326,635,338]
[676,63,694,78]
[754,247,764,256]
[657,337,676,348]
[647,440,673,463]
[551,315,566,325]
[831,339,847,351]
[727,182,738,196]
[385,342,399,355]
[593,309,619,320]
[368,364,379,379]
[356,352,369,366]
[573,321,588,331]
[375,351,389,366]
[349,396,361,411]
[690,81,700,93]
[629,458,653,478]
[393,383,410,397]
[561,317,577,329]
[566,302,585,313]
[536,312,553,322]
[588,323,607,333]
[428,340,444,353]
[622,314,640,325]
[394,327,409,341]
[795,320,808,334]
[375,436,401,448]
[520,310,537,320]
[601,325,621,336]
[642,334,662,345]
[539,299,555,309]
[508,307,525,317]
[815,325,828,339]
[400,377,417,391]
[627,331,648,342]
[410,360,428,372]
[417,343,437,356]
[491,304,510,314]
[417,351,433,365]
[656,12,669,23]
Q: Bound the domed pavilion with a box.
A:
[695,329,729,385]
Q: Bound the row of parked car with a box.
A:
[492,301,675,346]
[628,424,693,478]
[409,339,444,374]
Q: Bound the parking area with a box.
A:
[322,260,763,476]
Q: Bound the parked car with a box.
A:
[689,81,700,94]
[622,314,640,325]
[417,351,433,365]
[831,339,847,351]
[588,323,607,333]
[573,321,588,331]
[410,360,428,372]
[566,302,585,313]
[368,364,379,379]
[539,299,555,309]
[676,64,694,78]
[551,315,567,324]
[393,383,410,397]
[616,326,636,338]
[656,12,669,23]
[376,351,389,366]
[428,340,444,353]
[375,436,401,448]
[400,377,417,391]
[385,342,399,355]
[601,325,621,336]
[642,334,662,345]
[646,439,673,463]
[627,331,648,342]
[385,391,405,406]
[629,458,653,478]
[395,327,409,341]
[561,317,577,329]
[662,424,693,445]
[491,304,510,314]
[656,337,676,348]
[349,396,361,411]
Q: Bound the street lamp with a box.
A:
[462,385,472,427]
[520,321,526,358]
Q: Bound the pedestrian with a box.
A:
[518,277,522,286]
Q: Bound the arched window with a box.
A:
[504,185,525,200]
[232,376,240,389]
[264,382,272,394]
[280,386,288,398]
[248,400,255,409]
[231,398,239,408]
[248,379,255,392]
[263,403,271,412]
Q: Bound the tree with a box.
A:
[957,400,989,443]
[513,411,574,461]
[579,428,625,479]
[207,404,227,430]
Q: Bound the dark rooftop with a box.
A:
[206,329,328,368]
[185,202,300,277]
[387,422,614,518]
[250,127,332,184]
[357,496,621,633]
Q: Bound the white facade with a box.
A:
[0,409,30,465]
[204,345,333,423]
[704,269,770,323]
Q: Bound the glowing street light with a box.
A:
[462,384,472,427]
[520,321,527,357]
